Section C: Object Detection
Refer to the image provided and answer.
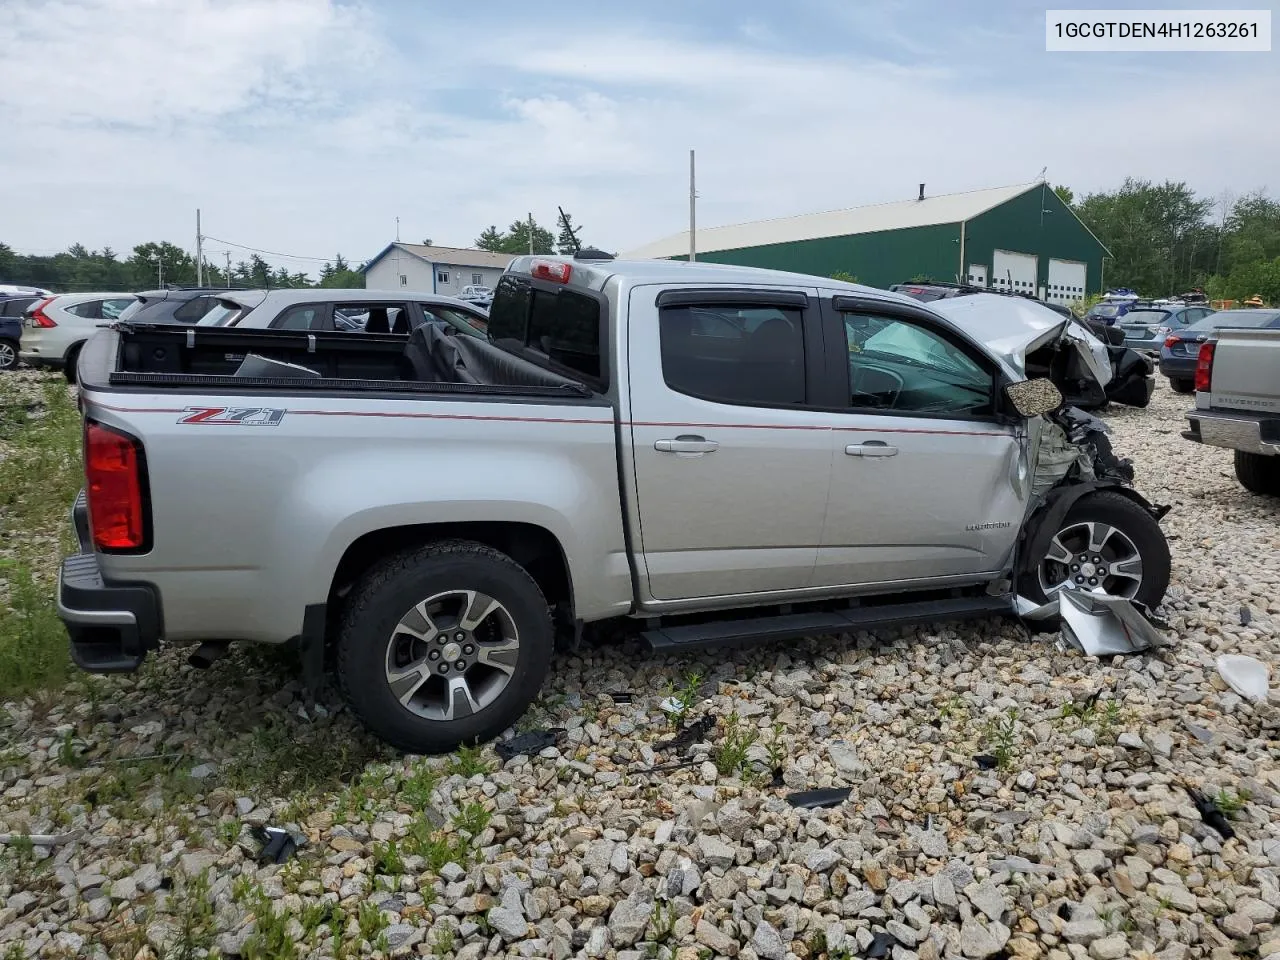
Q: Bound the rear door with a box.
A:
[813,296,1024,588]
[626,287,834,602]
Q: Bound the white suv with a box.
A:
[20,292,136,382]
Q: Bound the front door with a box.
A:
[813,300,1026,588]
[625,286,834,602]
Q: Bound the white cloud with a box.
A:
[0,0,1275,274]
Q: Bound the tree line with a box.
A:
[1053,179,1280,302]
[4,190,1278,302]
[0,241,365,293]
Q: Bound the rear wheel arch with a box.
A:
[328,521,574,620]
[63,339,88,383]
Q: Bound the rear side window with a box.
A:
[488,274,605,385]
[1,298,35,317]
[102,298,134,319]
[659,304,806,406]
[66,300,106,319]
[274,304,325,330]
[173,297,215,322]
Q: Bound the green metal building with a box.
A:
[623,182,1111,308]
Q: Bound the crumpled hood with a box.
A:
[929,294,1112,386]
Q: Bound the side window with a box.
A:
[102,299,134,319]
[659,303,806,406]
[274,304,324,330]
[334,303,408,334]
[842,312,994,416]
[173,297,214,322]
[66,300,105,319]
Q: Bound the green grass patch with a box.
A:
[0,376,83,697]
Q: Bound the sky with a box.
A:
[1,0,1276,276]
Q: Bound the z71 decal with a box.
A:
[178,406,287,426]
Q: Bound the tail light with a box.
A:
[1194,341,1215,393]
[84,421,149,552]
[30,298,58,327]
[1163,335,1179,349]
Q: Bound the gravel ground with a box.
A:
[2,378,1280,960]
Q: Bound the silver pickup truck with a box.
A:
[58,256,1171,752]
[1182,314,1280,495]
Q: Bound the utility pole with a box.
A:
[689,149,697,263]
[225,251,232,288]
[528,212,534,254]
[395,216,400,242]
[152,254,164,289]
[195,209,203,286]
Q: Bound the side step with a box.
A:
[642,595,1013,652]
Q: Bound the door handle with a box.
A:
[655,435,719,454]
[845,441,899,458]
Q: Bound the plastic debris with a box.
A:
[654,716,715,753]
[254,826,304,864]
[1017,591,1168,655]
[974,754,999,771]
[864,931,897,958]
[1240,605,1253,626]
[1185,786,1236,840]
[609,691,634,704]
[493,728,565,761]
[1216,654,1270,703]
[785,787,852,809]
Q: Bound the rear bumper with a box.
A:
[1158,356,1196,380]
[58,490,162,672]
[1183,409,1280,456]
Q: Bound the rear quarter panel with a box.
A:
[83,386,632,644]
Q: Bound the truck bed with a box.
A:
[82,322,593,399]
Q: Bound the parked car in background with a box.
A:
[1183,319,1280,495]
[1118,303,1216,353]
[1159,309,1280,393]
[115,287,266,327]
[19,292,135,381]
[204,289,490,339]
[0,295,44,369]
[0,284,53,297]
[458,284,493,306]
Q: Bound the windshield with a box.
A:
[1186,310,1280,332]
[1120,309,1171,325]
[195,302,245,326]
[1087,304,1120,318]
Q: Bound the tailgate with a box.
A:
[1208,328,1280,414]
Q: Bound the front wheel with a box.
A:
[1235,450,1280,496]
[337,540,554,753]
[1169,377,1194,394]
[1020,491,1170,610]
[0,339,17,371]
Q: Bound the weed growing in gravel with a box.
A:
[805,930,854,960]
[431,927,457,957]
[1061,696,1126,742]
[1214,787,1251,817]
[649,900,675,942]
[765,721,786,771]
[357,900,390,945]
[373,839,406,876]
[663,670,704,728]
[713,712,758,777]
[222,718,389,799]
[167,870,216,960]
[446,744,494,778]
[216,819,241,848]
[2,944,28,960]
[981,708,1022,771]
[55,730,83,769]
[937,696,970,724]
[0,377,81,697]
[398,763,441,808]
[454,800,492,838]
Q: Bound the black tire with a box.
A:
[1235,450,1280,496]
[0,339,17,371]
[1018,490,1171,610]
[63,342,84,384]
[1169,378,1194,394]
[337,539,554,753]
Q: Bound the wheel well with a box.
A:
[329,522,573,614]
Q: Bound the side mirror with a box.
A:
[1004,378,1063,418]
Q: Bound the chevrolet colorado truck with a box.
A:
[1182,317,1280,495]
[59,256,1171,752]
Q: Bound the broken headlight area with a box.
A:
[1031,406,1135,500]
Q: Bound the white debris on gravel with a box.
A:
[3,376,1280,960]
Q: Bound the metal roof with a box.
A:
[362,243,516,272]
[623,182,1042,259]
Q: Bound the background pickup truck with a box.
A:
[1183,319,1280,495]
[60,256,1171,752]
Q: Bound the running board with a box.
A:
[642,595,1013,652]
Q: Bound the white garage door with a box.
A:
[991,250,1038,297]
[1047,258,1087,307]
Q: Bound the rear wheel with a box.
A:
[1235,450,1280,496]
[0,339,16,371]
[337,540,554,753]
[1169,377,1194,394]
[1020,491,1170,610]
[63,342,84,384]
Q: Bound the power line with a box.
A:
[200,234,335,262]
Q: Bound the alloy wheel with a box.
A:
[1038,520,1144,599]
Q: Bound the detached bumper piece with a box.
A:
[58,491,161,673]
